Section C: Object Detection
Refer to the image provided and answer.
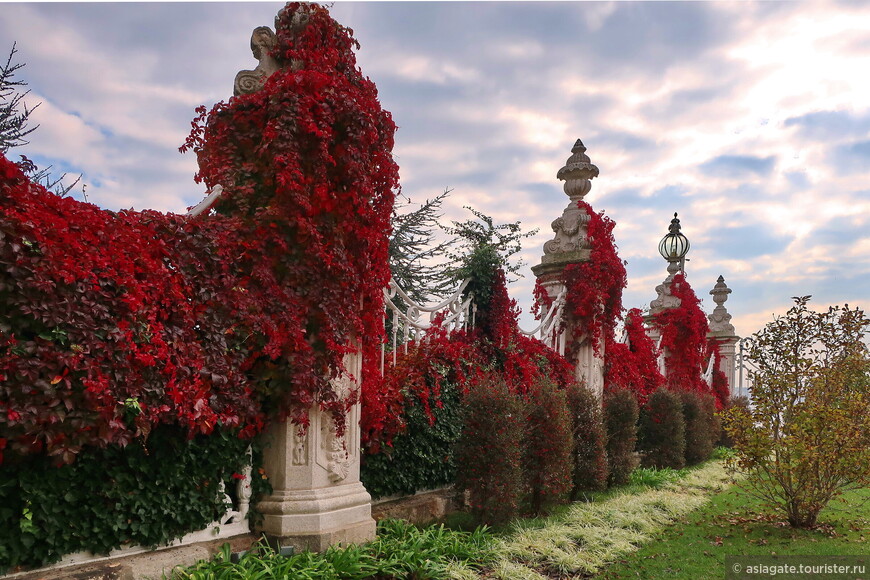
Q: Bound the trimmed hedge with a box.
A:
[639,387,686,469]
[455,377,526,525]
[604,388,639,487]
[682,391,716,465]
[568,381,608,495]
[524,379,573,514]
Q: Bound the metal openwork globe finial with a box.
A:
[658,212,690,272]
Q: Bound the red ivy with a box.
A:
[653,273,713,398]
[561,201,627,357]
[362,266,575,454]
[181,2,399,430]
[604,308,664,406]
[0,3,397,463]
[707,338,730,409]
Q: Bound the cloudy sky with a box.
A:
[2,1,869,338]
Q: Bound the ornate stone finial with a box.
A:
[556,139,600,201]
[234,26,280,96]
[708,275,735,335]
[533,140,599,269]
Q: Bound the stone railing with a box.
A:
[382,278,476,371]
[519,289,567,355]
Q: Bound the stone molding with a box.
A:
[537,139,599,267]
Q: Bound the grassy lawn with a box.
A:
[596,482,870,579]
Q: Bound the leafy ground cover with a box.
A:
[170,519,494,580]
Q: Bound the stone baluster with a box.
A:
[237,446,253,522]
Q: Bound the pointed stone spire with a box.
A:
[534,140,599,268]
[708,275,735,335]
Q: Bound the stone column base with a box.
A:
[256,481,376,552]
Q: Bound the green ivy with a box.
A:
[0,426,269,573]
[361,380,463,499]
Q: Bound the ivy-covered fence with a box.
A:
[0,0,736,571]
[358,141,734,524]
[0,1,399,572]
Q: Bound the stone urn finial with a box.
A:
[556,139,600,201]
[533,139,599,270]
[708,275,735,335]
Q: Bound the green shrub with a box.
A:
[567,381,608,496]
[681,391,716,465]
[717,395,749,448]
[455,376,526,525]
[639,387,685,469]
[523,378,573,514]
[361,379,463,499]
[0,426,267,572]
[604,388,639,487]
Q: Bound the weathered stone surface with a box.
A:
[708,275,735,335]
[707,275,739,395]
[371,487,462,525]
[233,26,280,96]
[9,535,257,580]
[535,139,598,268]
[256,352,376,551]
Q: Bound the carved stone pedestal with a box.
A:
[256,355,375,552]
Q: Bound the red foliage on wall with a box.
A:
[561,201,627,356]
[652,273,712,397]
[605,308,664,406]
[362,266,575,454]
[181,2,399,428]
[707,338,730,409]
[1,3,398,463]
[0,156,264,463]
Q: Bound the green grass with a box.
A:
[472,461,731,579]
[596,484,870,579]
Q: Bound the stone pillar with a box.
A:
[256,351,376,551]
[531,139,604,397]
[707,275,739,396]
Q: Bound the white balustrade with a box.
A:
[518,289,567,356]
[382,278,476,371]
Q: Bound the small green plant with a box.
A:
[628,466,684,488]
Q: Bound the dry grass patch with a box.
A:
[475,460,734,578]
